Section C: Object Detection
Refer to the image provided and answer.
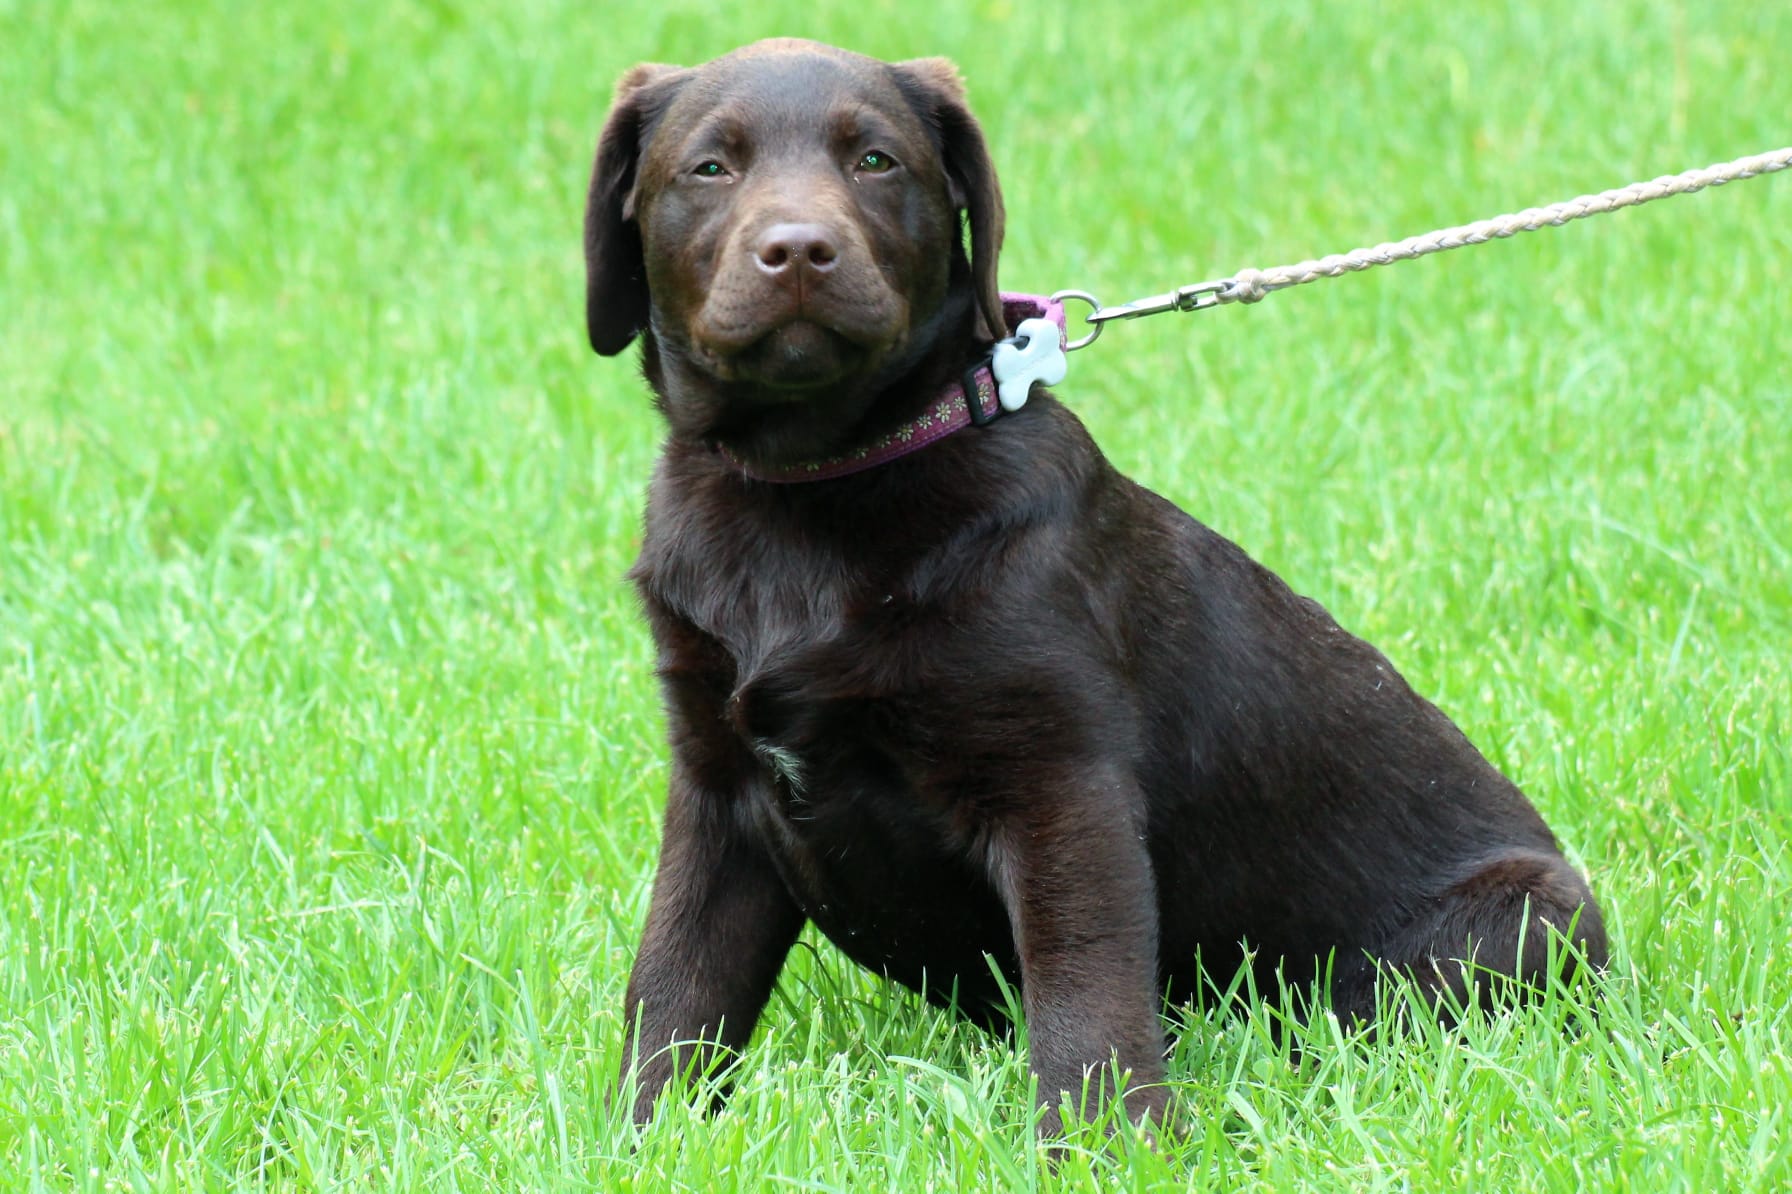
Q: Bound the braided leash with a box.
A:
[1057,146,1792,347]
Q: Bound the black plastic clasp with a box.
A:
[963,350,1000,426]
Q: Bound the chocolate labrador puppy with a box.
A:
[585,38,1606,1134]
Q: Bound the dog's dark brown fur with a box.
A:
[585,39,1606,1134]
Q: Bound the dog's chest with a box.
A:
[651,496,930,686]
[660,539,1000,935]
[651,519,919,751]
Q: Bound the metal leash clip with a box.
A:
[1051,281,1231,352]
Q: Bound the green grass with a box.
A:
[3,0,1790,1188]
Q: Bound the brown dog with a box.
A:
[584,38,1606,1135]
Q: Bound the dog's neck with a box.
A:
[715,360,1002,483]
[671,293,1063,484]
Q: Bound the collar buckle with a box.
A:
[963,354,1000,427]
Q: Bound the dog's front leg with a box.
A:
[989,767,1170,1136]
[619,757,804,1125]
[618,609,805,1126]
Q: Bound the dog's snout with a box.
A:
[754,223,839,275]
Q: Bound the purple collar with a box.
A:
[718,292,1067,484]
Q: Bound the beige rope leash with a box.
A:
[1056,146,1792,349]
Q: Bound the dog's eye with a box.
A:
[692,160,729,178]
[855,151,897,175]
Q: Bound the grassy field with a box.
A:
[3,0,1790,1188]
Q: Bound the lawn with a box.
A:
[3,0,1789,1189]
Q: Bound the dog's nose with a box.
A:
[754,223,839,275]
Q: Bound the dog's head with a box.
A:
[583,40,1005,461]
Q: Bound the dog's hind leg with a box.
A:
[1353,848,1608,1024]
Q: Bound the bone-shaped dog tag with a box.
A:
[990,317,1068,412]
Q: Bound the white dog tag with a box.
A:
[990,317,1068,412]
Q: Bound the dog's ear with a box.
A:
[584,63,687,356]
[893,57,1007,343]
